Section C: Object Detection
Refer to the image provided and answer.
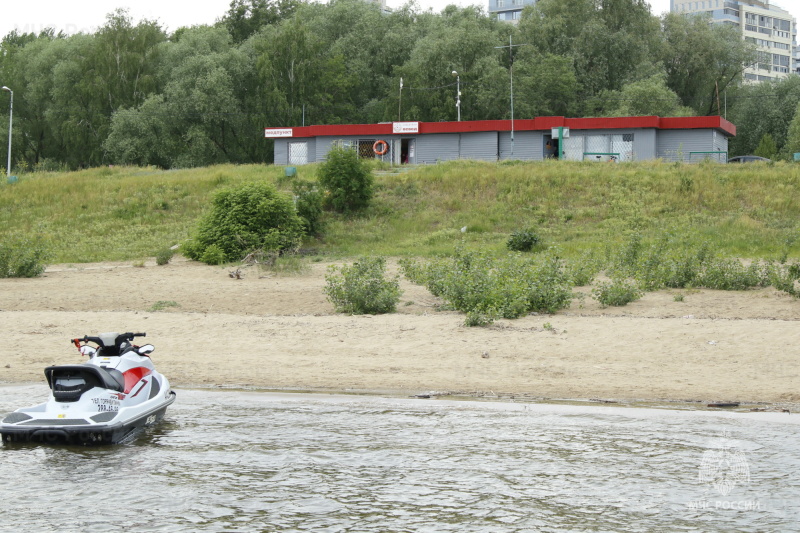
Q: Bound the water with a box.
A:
[1,385,799,532]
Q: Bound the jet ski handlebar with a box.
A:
[72,332,146,348]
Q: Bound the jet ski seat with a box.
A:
[44,365,126,401]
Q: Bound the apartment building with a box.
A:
[671,0,796,82]
[488,0,536,23]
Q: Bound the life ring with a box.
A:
[373,140,389,155]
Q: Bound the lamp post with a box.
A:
[495,37,528,157]
[1,86,11,178]
[451,71,461,121]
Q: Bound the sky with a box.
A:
[0,0,799,39]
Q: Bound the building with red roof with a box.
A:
[265,116,736,165]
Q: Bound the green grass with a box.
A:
[1,159,799,263]
[148,300,180,311]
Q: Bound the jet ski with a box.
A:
[0,332,176,445]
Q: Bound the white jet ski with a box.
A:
[1,332,176,445]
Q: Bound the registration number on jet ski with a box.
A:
[92,398,120,412]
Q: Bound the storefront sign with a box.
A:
[393,122,419,134]
[264,128,293,138]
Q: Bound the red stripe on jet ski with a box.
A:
[123,367,153,394]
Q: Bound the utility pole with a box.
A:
[495,36,528,158]
[398,77,403,121]
[451,71,461,121]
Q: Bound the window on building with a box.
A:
[497,0,505,7]
[288,142,308,165]
[774,54,790,67]
[358,139,377,159]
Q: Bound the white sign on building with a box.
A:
[264,128,293,138]
[393,122,420,134]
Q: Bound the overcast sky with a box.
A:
[0,0,798,40]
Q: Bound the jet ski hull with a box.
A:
[1,391,176,445]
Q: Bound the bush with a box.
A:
[771,262,800,298]
[0,238,49,278]
[565,250,601,286]
[592,279,643,307]
[155,247,174,266]
[697,259,769,291]
[292,179,325,236]
[324,257,401,314]
[318,145,374,213]
[200,244,226,265]
[183,182,304,264]
[400,249,573,326]
[507,228,541,252]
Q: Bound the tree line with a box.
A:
[0,0,798,170]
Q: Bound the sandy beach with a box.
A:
[1,256,799,406]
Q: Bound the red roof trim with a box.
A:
[269,115,736,138]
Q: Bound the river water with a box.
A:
[1,385,799,532]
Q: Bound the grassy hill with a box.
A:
[1,160,799,264]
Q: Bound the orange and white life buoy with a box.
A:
[373,140,389,155]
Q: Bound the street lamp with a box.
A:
[451,71,461,121]
[1,86,11,178]
[495,37,528,157]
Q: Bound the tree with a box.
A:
[589,73,694,117]
[727,76,800,157]
[513,52,580,118]
[392,7,507,122]
[661,13,755,115]
[784,102,800,161]
[518,0,661,101]
[222,0,299,43]
[255,16,356,126]
[754,133,777,160]
[106,25,264,167]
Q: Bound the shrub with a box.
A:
[507,228,541,252]
[317,145,374,213]
[184,182,304,264]
[201,244,226,265]
[155,247,174,266]
[0,238,49,278]
[524,255,573,314]
[697,259,769,291]
[324,257,401,314]
[565,250,601,286]
[592,279,643,307]
[400,249,573,326]
[292,179,325,236]
[771,262,800,298]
